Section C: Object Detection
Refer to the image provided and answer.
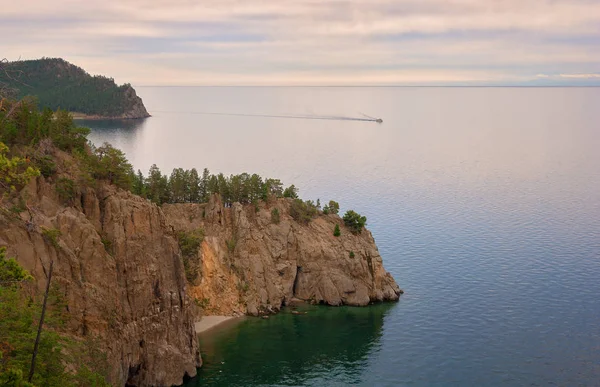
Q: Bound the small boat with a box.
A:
[361,112,383,123]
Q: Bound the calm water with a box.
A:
[81,87,600,386]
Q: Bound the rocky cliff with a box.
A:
[0,149,400,385]
[119,85,151,119]
[0,176,199,386]
[163,195,402,316]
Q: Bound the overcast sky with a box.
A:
[2,0,600,85]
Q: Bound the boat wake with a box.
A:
[152,110,383,123]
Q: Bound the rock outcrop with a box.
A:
[163,195,402,316]
[0,178,200,386]
[119,85,151,119]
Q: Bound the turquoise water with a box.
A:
[82,87,600,386]
[195,304,395,386]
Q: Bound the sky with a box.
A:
[2,0,600,86]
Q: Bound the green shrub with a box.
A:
[328,200,340,215]
[0,368,35,386]
[35,155,57,178]
[177,229,204,258]
[343,210,367,234]
[90,142,134,190]
[55,177,76,203]
[283,184,298,198]
[177,229,204,283]
[8,197,26,214]
[333,224,341,237]
[101,237,113,255]
[226,239,236,253]
[42,228,61,248]
[0,247,109,386]
[289,199,318,225]
[0,142,40,192]
[349,251,355,258]
[0,247,33,283]
[195,297,210,309]
[271,208,280,224]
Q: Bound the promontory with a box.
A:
[0,58,150,119]
[0,94,401,386]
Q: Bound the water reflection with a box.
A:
[186,304,395,387]
[76,118,148,158]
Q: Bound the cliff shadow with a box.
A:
[185,303,396,386]
[76,118,148,149]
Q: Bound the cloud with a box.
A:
[559,73,600,78]
[2,0,600,85]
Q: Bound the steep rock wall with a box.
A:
[0,178,200,386]
[163,195,401,316]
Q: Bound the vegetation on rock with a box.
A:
[343,210,367,234]
[323,200,340,215]
[289,199,318,224]
[0,58,149,118]
[333,224,341,237]
[271,208,280,224]
[177,229,204,282]
[0,143,40,193]
[0,96,367,233]
[0,248,109,386]
[41,228,61,249]
[283,184,298,199]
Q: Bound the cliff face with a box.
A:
[0,178,200,386]
[163,195,401,316]
[120,85,151,119]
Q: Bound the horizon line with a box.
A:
[135,85,600,88]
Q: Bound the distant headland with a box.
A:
[0,58,150,119]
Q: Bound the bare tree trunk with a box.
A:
[28,260,54,383]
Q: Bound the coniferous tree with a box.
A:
[333,224,341,237]
[132,169,146,197]
[93,143,133,190]
[188,168,201,202]
[283,184,299,199]
[328,200,340,215]
[146,164,168,204]
[343,210,367,234]
[200,168,210,202]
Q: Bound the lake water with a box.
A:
[81,87,600,386]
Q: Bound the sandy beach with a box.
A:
[195,316,240,334]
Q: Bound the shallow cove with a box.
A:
[185,303,396,387]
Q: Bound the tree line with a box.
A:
[131,164,298,206]
[0,98,368,234]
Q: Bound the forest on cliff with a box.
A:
[0,58,147,117]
